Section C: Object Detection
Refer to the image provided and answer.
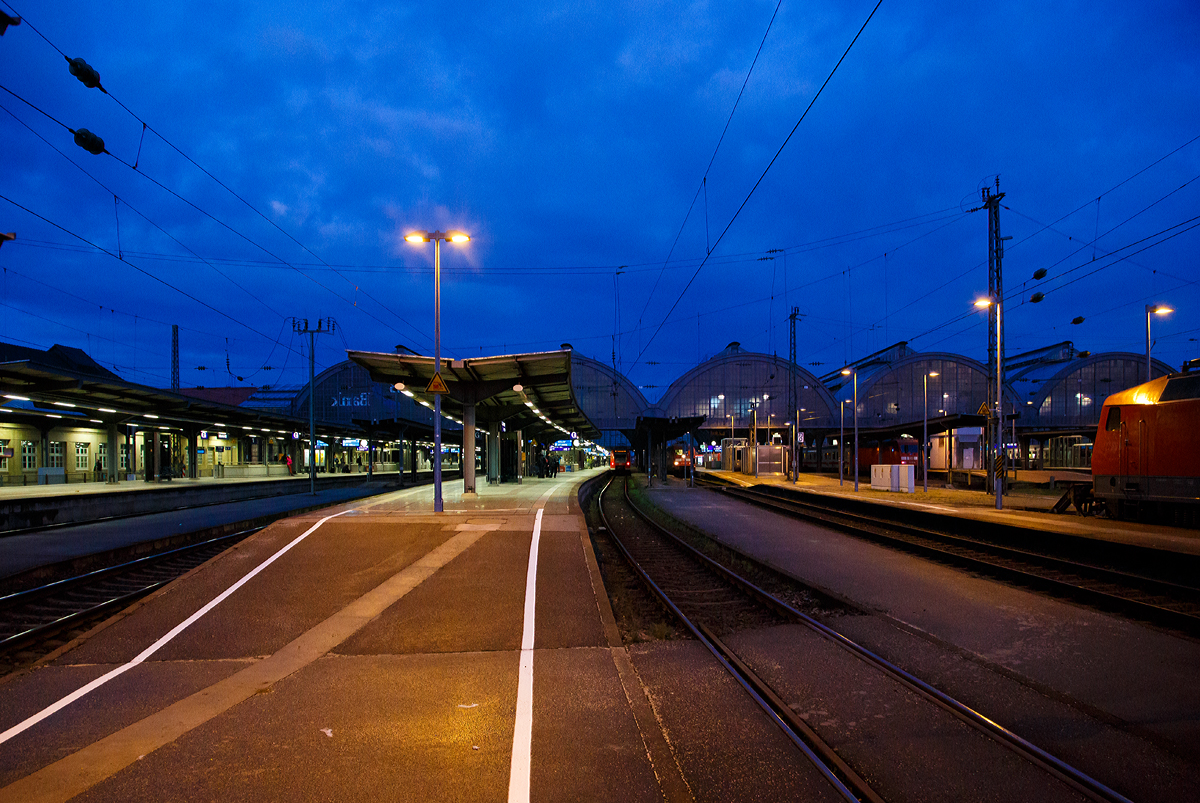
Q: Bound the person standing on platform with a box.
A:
[94,457,102,482]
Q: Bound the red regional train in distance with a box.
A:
[842,436,919,476]
[1092,369,1200,524]
[609,448,633,475]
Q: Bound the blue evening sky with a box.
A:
[2,0,1198,401]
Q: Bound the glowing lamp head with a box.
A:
[974,298,993,308]
[448,231,471,243]
[841,369,852,376]
[1153,305,1173,315]
[928,371,939,378]
[405,232,428,244]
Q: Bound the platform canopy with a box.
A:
[623,415,707,446]
[346,348,600,441]
[0,342,352,437]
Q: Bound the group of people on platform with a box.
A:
[535,452,562,478]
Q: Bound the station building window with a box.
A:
[49,441,65,469]
[98,442,108,471]
[22,440,36,470]
[120,444,130,471]
[0,439,7,471]
[75,442,90,471]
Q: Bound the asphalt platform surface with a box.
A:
[0,470,692,803]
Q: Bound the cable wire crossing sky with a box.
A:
[1,0,1197,398]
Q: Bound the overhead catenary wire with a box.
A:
[0,10,435,351]
[915,213,1200,352]
[0,100,283,320]
[0,253,316,382]
[0,192,332,371]
[633,0,784,338]
[0,94,411,369]
[808,140,1200,369]
[629,0,886,374]
[0,116,328,381]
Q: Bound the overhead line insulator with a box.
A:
[67,56,105,91]
[72,128,105,155]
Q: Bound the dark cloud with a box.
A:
[1,0,1197,397]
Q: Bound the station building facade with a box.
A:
[0,342,441,485]
[1,337,1181,484]
[567,340,1181,473]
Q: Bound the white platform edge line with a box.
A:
[508,506,543,803]
[0,508,355,746]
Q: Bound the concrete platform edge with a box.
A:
[574,474,694,803]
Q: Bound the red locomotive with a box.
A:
[1092,370,1200,524]
[609,448,633,475]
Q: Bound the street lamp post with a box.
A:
[838,400,845,488]
[976,296,1004,510]
[405,229,471,513]
[1146,304,1173,382]
[841,369,858,491]
[924,371,939,493]
[793,409,800,485]
[752,406,758,478]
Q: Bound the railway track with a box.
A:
[0,527,260,665]
[698,478,1200,634]
[598,475,1132,803]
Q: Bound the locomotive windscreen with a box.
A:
[1160,374,1200,402]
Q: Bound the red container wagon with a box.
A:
[1092,371,1200,523]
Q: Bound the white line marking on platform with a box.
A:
[0,509,355,747]
[507,507,543,803]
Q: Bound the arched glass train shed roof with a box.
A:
[1018,351,1174,432]
[656,344,837,432]
[542,341,1190,447]
[569,352,650,447]
[852,351,1021,433]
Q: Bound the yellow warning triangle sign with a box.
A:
[977,402,990,416]
[426,372,449,394]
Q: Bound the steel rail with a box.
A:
[715,482,1200,632]
[622,476,1135,803]
[0,473,434,539]
[0,527,261,653]
[597,476,876,803]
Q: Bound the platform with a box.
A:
[642,478,1200,779]
[702,469,1200,556]
[0,469,675,802]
